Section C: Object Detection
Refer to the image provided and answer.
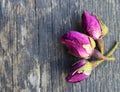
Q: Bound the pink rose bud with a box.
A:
[66,60,92,83]
[60,31,115,60]
[82,11,102,39]
[82,11,109,54]
[60,31,96,59]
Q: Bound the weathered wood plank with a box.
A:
[0,0,120,92]
[0,0,40,92]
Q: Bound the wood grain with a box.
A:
[0,0,120,92]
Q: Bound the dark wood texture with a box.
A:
[0,0,120,92]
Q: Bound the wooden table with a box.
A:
[0,0,120,92]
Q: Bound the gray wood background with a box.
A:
[0,0,120,92]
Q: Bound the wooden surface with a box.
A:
[0,0,120,92]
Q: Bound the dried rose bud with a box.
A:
[82,11,109,54]
[60,31,96,59]
[82,11,102,39]
[66,60,92,83]
[60,31,115,60]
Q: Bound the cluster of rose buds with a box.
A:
[60,11,119,83]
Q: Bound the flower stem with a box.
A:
[92,49,115,61]
[106,42,119,56]
[96,38,104,54]
[91,42,119,68]
[101,56,115,61]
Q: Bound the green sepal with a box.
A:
[72,62,92,75]
[94,14,109,37]
[89,37,96,49]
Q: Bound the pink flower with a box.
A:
[82,11,109,54]
[66,60,92,83]
[82,11,102,39]
[60,31,96,59]
[60,31,115,61]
